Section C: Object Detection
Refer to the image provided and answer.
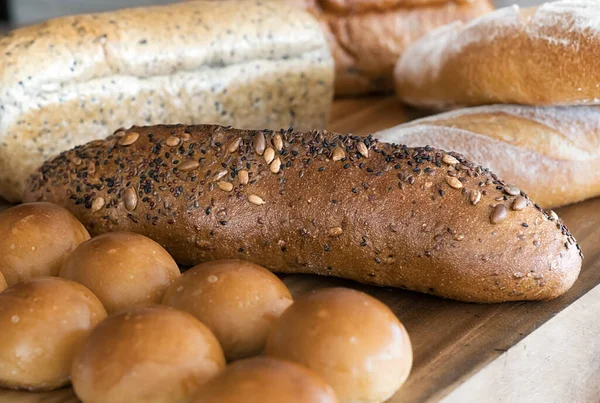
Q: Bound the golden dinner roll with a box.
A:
[72,305,226,403]
[60,232,180,313]
[265,288,412,403]
[0,202,90,286]
[162,260,293,361]
[0,277,107,391]
[192,356,337,403]
[0,272,6,293]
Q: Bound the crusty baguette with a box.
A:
[376,105,600,209]
[25,125,582,303]
[0,0,333,202]
[395,0,600,109]
[291,0,493,95]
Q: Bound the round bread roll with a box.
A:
[0,272,6,293]
[72,305,226,403]
[395,0,600,109]
[0,277,107,391]
[192,356,337,403]
[265,287,412,403]
[60,232,180,313]
[162,259,293,361]
[0,202,90,286]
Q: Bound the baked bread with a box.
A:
[376,105,600,208]
[0,0,333,202]
[25,125,582,303]
[291,0,493,95]
[395,0,600,109]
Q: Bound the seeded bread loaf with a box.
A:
[395,0,600,109]
[0,0,333,202]
[376,105,600,209]
[290,0,493,95]
[25,125,582,303]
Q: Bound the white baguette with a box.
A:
[376,104,600,208]
[0,0,334,202]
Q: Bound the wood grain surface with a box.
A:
[1,97,598,402]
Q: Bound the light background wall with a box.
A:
[10,0,547,25]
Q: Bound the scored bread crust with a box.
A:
[292,0,493,95]
[0,0,333,202]
[395,0,600,109]
[376,104,600,209]
[25,125,582,303]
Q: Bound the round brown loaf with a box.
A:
[71,305,226,403]
[25,124,582,303]
[0,277,107,391]
[60,232,180,313]
[192,356,338,403]
[265,287,412,403]
[0,202,90,286]
[294,0,494,95]
[162,259,293,361]
[395,0,600,109]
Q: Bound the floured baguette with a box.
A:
[0,0,333,202]
[376,105,600,208]
[25,125,582,303]
[395,0,600,109]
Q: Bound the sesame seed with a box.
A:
[217,181,233,192]
[72,157,83,166]
[248,194,266,205]
[118,131,140,146]
[548,210,559,221]
[214,170,228,180]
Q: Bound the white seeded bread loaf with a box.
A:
[394,0,600,109]
[376,105,600,208]
[0,0,334,202]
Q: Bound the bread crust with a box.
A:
[377,104,600,209]
[395,0,600,108]
[293,0,493,95]
[25,125,582,303]
[0,0,333,202]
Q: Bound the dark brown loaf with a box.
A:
[25,125,582,303]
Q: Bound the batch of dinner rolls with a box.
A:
[0,0,597,401]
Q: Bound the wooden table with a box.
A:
[1,97,599,403]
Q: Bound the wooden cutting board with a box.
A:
[1,96,599,403]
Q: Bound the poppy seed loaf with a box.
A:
[0,0,334,202]
[25,125,582,303]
